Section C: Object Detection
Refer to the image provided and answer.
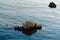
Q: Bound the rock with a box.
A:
[22,21,42,30]
[35,25,42,29]
[14,26,22,31]
[14,21,42,35]
[22,29,36,36]
[49,2,56,8]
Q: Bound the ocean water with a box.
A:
[0,0,60,40]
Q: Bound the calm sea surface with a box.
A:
[0,0,60,40]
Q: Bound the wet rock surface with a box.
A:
[48,2,56,8]
[14,21,42,35]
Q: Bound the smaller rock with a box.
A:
[49,2,57,8]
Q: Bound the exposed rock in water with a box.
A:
[48,2,57,8]
[14,21,42,36]
[22,29,37,36]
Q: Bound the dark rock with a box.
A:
[14,26,22,31]
[49,2,56,8]
[22,29,37,36]
[14,21,42,35]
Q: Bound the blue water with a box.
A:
[0,0,60,40]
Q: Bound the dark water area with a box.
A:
[0,0,60,40]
